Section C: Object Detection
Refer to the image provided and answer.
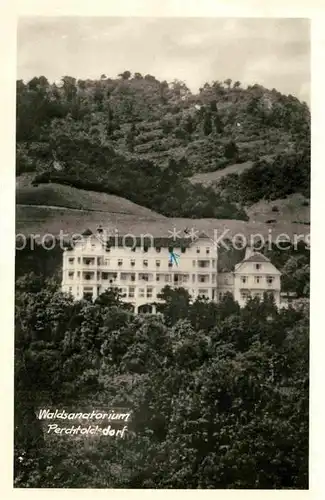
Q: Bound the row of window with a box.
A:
[68,286,212,300]
[240,290,275,300]
[104,246,213,254]
[67,271,214,283]
[240,275,275,284]
[68,271,275,285]
[68,257,216,268]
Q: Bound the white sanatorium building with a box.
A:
[62,229,281,313]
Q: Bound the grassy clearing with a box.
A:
[189,161,254,186]
[16,182,166,219]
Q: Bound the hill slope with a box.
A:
[16,177,166,219]
[16,74,310,220]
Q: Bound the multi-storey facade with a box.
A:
[62,229,281,311]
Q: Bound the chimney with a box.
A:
[245,246,254,260]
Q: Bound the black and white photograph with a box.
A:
[14,14,310,489]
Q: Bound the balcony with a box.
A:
[120,273,136,284]
[83,258,96,266]
[197,260,210,269]
[139,273,153,282]
[197,274,210,284]
[101,272,118,282]
[173,274,190,285]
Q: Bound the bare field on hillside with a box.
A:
[189,161,254,186]
[16,205,310,242]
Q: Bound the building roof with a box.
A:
[197,231,210,239]
[243,253,270,263]
[73,228,214,249]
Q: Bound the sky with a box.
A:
[17,17,310,103]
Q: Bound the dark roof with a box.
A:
[81,228,93,236]
[197,231,210,239]
[75,234,193,248]
[243,253,270,263]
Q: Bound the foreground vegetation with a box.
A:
[15,277,308,488]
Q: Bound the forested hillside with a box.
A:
[16,73,310,219]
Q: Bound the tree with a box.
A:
[203,111,212,136]
[118,70,131,80]
[156,286,191,326]
[224,78,232,89]
[125,122,136,152]
[224,140,239,160]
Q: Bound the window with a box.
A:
[68,286,73,293]
[155,247,161,253]
[206,248,210,255]
[254,276,261,284]
[219,292,223,300]
[131,274,135,282]
[192,260,196,267]
[196,248,200,253]
[241,276,248,284]
[198,289,209,298]
[165,275,171,282]
[143,260,148,267]
[77,271,80,277]
[255,263,261,270]
[212,274,216,283]
[131,247,136,252]
[140,273,149,281]
[97,257,103,265]
[68,257,74,264]
[85,274,92,280]
[131,259,135,267]
[143,246,148,253]
[147,287,153,298]
[102,272,109,280]
[266,276,274,284]
[156,275,160,282]
[139,288,145,298]
[241,290,251,299]
[118,259,123,266]
[84,258,95,265]
[77,257,81,264]
[104,258,110,266]
[156,260,161,267]
[198,275,208,283]
[212,259,216,267]
[68,271,74,278]
[181,247,186,253]
[128,287,135,298]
